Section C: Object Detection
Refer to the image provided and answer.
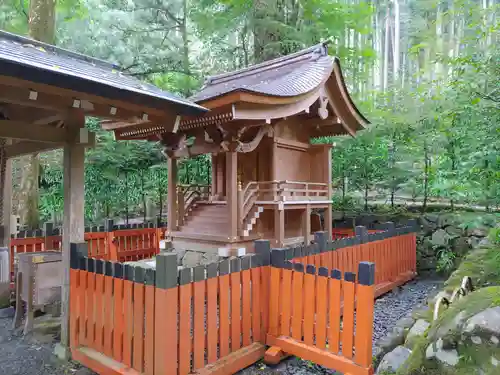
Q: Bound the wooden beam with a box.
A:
[0,120,67,143]
[5,141,62,158]
[0,75,177,118]
[0,120,96,144]
[0,79,172,124]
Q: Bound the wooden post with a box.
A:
[167,157,177,233]
[226,150,238,241]
[0,139,12,247]
[57,136,85,358]
[274,204,285,247]
[302,205,311,244]
[237,182,243,236]
[325,145,333,240]
[177,189,185,227]
[43,222,54,250]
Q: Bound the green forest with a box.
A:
[1,0,498,227]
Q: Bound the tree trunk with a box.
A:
[422,141,429,213]
[18,0,56,229]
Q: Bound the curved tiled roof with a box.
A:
[190,43,333,102]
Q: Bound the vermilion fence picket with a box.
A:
[69,221,418,375]
[9,226,166,283]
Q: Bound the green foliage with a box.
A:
[1,0,499,226]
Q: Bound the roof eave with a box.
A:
[0,58,208,117]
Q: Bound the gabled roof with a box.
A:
[191,44,333,103]
[110,43,369,140]
[0,30,206,115]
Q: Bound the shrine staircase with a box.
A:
[178,202,229,238]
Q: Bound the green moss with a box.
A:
[445,245,500,292]
[397,287,500,375]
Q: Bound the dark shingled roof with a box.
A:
[190,43,334,103]
[0,31,206,115]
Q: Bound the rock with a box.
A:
[375,326,407,358]
[465,307,500,336]
[451,237,470,255]
[438,214,455,228]
[376,346,412,374]
[396,317,416,331]
[491,336,499,345]
[467,236,481,248]
[182,251,203,267]
[419,237,435,257]
[431,229,450,247]
[426,339,460,367]
[445,225,463,237]
[175,249,187,266]
[420,217,437,235]
[469,228,488,238]
[201,252,220,265]
[477,237,491,248]
[471,336,482,344]
[492,357,499,367]
[425,214,439,223]
[405,319,431,349]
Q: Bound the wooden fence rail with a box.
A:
[9,226,166,283]
[69,221,418,375]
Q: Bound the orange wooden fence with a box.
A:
[69,221,418,375]
[9,226,166,283]
[267,256,375,375]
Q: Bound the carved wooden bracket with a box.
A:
[318,93,329,120]
[235,125,272,153]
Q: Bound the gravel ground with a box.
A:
[239,277,443,375]
[0,309,86,375]
[0,278,442,375]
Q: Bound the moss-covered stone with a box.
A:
[396,287,500,375]
[445,245,500,292]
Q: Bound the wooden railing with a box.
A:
[8,226,166,284]
[177,184,211,226]
[237,180,330,234]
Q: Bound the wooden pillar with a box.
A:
[270,140,278,181]
[226,150,238,241]
[58,139,85,357]
[0,139,12,247]
[274,203,285,247]
[167,157,177,233]
[325,145,333,240]
[302,204,311,244]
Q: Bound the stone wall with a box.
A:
[335,212,498,275]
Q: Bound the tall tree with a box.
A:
[17,0,56,229]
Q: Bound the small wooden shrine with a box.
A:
[107,43,369,254]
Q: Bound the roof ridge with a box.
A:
[205,42,329,86]
[0,30,121,71]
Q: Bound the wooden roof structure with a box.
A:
[0,30,207,156]
[107,43,369,144]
